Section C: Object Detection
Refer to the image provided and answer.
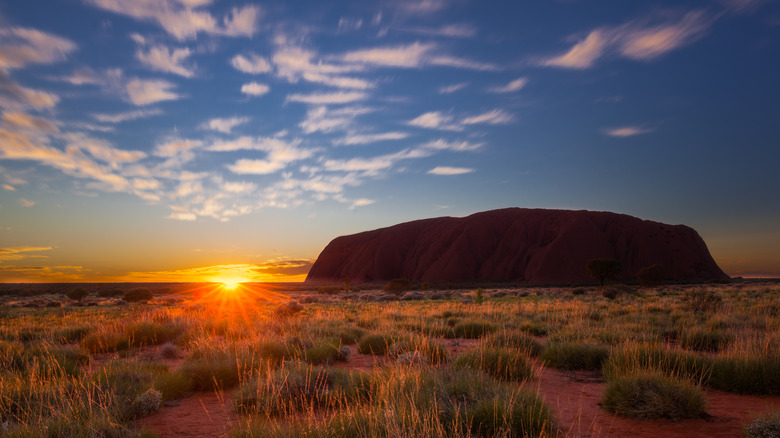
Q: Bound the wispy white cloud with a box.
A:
[201,116,249,134]
[603,126,652,137]
[153,138,203,167]
[286,91,368,105]
[338,18,363,33]
[489,77,528,93]
[272,45,372,89]
[421,139,483,152]
[542,10,711,69]
[394,23,477,38]
[461,109,514,125]
[0,72,59,110]
[407,111,463,131]
[231,53,272,74]
[2,112,59,133]
[92,109,163,123]
[349,198,374,209]
[333,132,409,146]
[126,78,182,105]
[298,106,373,134]
[241,82,269,97]
[86,0,261,40]
[341,42,434,68]
[428,166,474,175]
[439,82,468,94]
[19,198,37,207]
[214,136,315,175]
[136,44,195,77]
[0,26,77,70]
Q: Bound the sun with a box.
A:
[221,280,241,291]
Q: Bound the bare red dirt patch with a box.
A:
[139,389,238,438]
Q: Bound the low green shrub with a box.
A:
[601,372,706,420]
[541,342,610,370]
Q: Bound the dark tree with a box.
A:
[637,264,665,286]
[123,287,154,303]
[384,278,411,295]
[66,286,89,302]
[587,259,621,286]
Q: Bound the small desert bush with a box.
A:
[384,278,411,294]
[454,347,534,382]
[131,388,162,418]
[484,329,543,356]
[709,356,780,395]
[541,342,610,370]
[452,320,497,338]
[66,286,89,302]
[680,328,732,352]
[123,287,154,303]
[683,289,722,313]
[357,333,397,355]
[81,331,130,354]
[601,372,706,420]
[317,285,341,295]
[744,411,780,438]
[98,287,124,297]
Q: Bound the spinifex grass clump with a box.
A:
[484,329,543,357]
[357,333,397,355]
[233,362,371,415]
[680,328,732,352]
[601,372,706,420]
[452,320,497,338]
[541,342,610,370]
[602,344,712,384]
[709,356,780,395]
[454,346,534,381]
[126,321,183,347]
[81,331,130,354]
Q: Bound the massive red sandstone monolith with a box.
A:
[305,208,728,284]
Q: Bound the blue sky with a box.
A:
[1,0,779,282]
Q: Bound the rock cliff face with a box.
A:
[306,208,728,284]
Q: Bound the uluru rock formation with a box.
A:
[306,208,728,284]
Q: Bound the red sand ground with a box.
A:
[140,340,778,437]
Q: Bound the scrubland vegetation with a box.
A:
[0,282,778,436]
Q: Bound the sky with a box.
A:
[1,0,779,283]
